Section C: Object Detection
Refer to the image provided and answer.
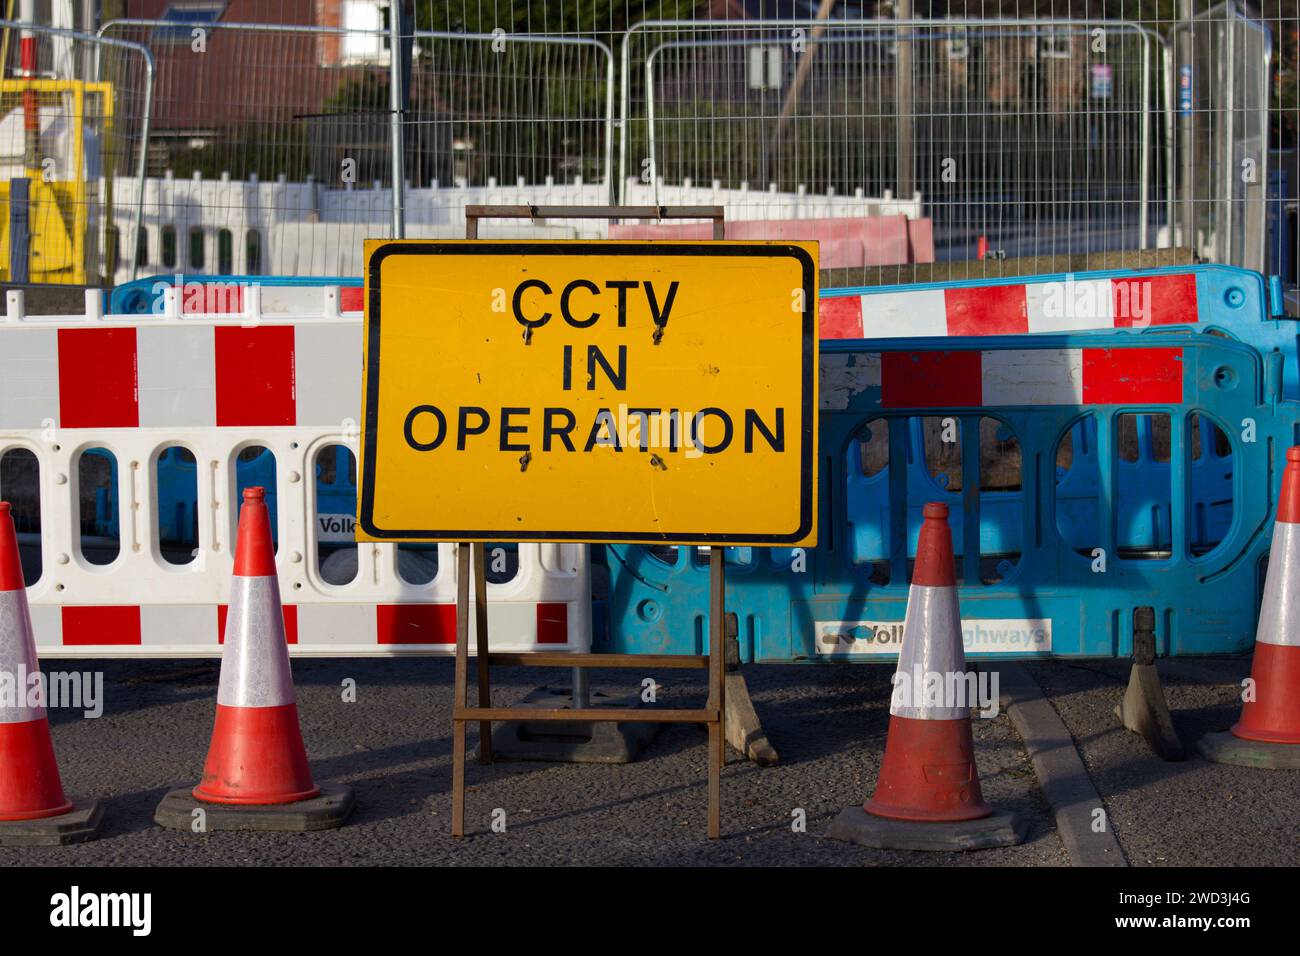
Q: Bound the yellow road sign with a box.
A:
[357,240,818,545]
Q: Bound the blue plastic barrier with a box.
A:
[107,274,362,315]
[820,264,1295,565]
[845,414,1235,562]
[598,327,1297,661]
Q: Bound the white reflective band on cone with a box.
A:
[890,584,969,721]
[1256,521,1300,648]
[216,576,296,708]
[0,589,47,723]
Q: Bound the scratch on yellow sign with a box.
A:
[357,240,818,545]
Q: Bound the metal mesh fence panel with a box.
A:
[4,2,1296,287]
[625,18,1165,272]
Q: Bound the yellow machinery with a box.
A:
[0,78,115,284]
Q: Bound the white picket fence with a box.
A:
[107,172,924,283]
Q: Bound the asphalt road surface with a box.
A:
[3,655,1293,867]
[11,659,1059,866]
[1032,656,1300,867]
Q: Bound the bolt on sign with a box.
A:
[357,240,819,545]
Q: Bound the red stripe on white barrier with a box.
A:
[377,604,458,644]
[822,274,1200,339]
[340,287,364,312]
[537,603,569,644]
[818,297,867,339]
[38,322,358,430]
[214,325,297,426]
[880,347,1183,408]
[1114,273,1197,327]
[60,606,142,646]
[944,284,1028,335]
[57,328,139,428]
[182,283,244,315]
[1080,347,1184,404]
[161,283,364,316]
[880,351,982,408]
[44,603,574,650]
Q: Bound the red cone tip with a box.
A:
[0,501,25,592]
[1279,447,1300,525]
[232,488,277,577]
[912,501,956,587]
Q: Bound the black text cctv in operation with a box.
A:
[399,277,791,456]
[401,405,786,456]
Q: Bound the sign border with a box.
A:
[359,241,817,544]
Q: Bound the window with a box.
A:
[1189,413,1235,557]
[106,225,121,274]
[150,4,228,44]
[485,544,520,584]
[217,228,233,274]
[78,448,119,566]
[1117,413,1172,559]
[645,545,679,566]
[340,0,389,65]
[747,46,784,91]
[846,417,890,584]
[845,415,1025,586]
[234,446,277,551]
[188,226,205,270]
[161,225,176,269]
[315,445,357,585]
[978,417,1022,584]
[1039,32,1074,59]
[156,446,198,566]
[946,26,970,60]
[1055,416,1101,557]
[245,229,262,274]
[396,542,439,585]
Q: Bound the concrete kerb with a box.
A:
[998,664,1127,867]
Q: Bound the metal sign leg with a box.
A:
[708,547,725,839]
[473,542,493,764]
[452,543,471,838]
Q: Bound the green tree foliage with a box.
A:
[416,0,701,38]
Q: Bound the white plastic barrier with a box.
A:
[266,222,584,278]
[0,289,591,658]
[107,172,925,283]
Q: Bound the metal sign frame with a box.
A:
[438,205,756,841]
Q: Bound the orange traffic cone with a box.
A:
[1200,446,1300,768]
[0,502,103,845]
[154,488,352,831]
[827,503,1024,850]
[866,503,992,822]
